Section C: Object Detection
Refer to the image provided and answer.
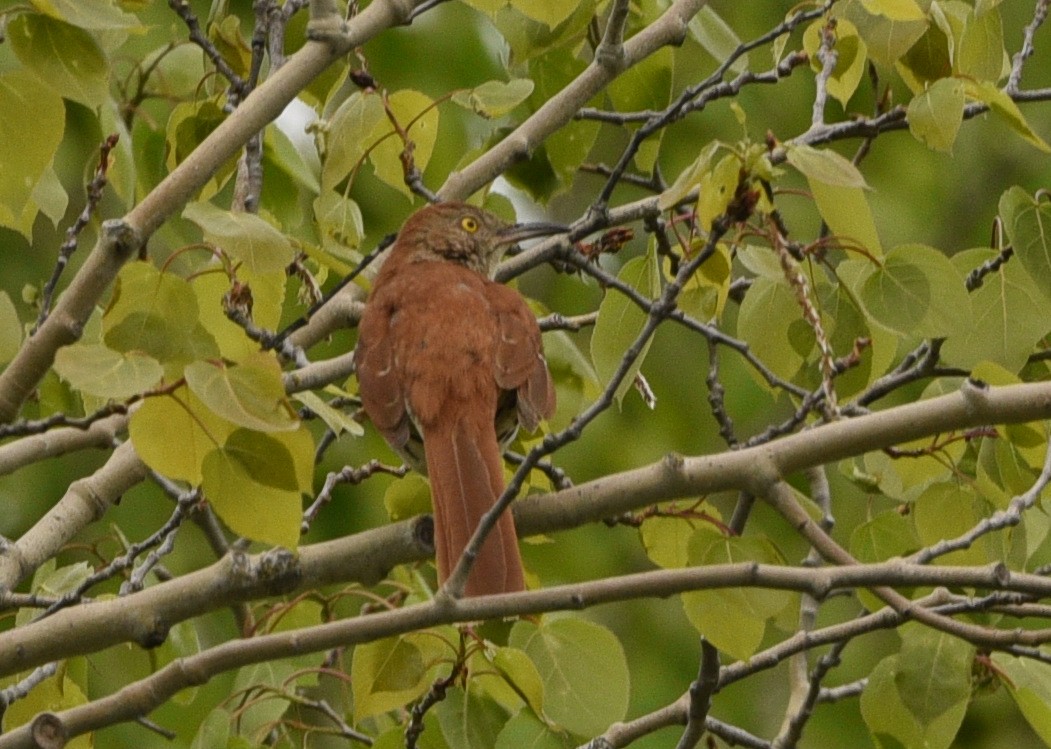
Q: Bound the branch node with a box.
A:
[255,547,303,595]
[306,0,349,46]
[31,712,68,749]
[961,376,992,416]
[101,219,142,263]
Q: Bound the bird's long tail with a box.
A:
[423,411,525,596]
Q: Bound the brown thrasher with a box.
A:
[355,202,565,596]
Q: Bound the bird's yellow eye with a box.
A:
[460,216,479,233]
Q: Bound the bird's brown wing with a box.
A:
[355,298,411,451]
[488,281,556,432]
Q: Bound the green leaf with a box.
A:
[30,0,140,29]
[697,153,741,231]
[183,201,294,274]
[812,179,884,258]
[861,0,926,21]
[895,624,975,726]
[513,0,579,29]
[786,144,869,188]
[681,528,792,661]
[103,261,219,374]
[371,90,439,199]
[436,686,511,749]
[964,80,1051,153]
[293,390,365,437]
[321,91,387,191]
[222,429,299,492]
[229,661,296,737]
[190,709,231,749]
[383,473,432,521]
[956,8,1004,81]
[840,0,929,66]
[496,711,572,749]
[941,248,1051,372]
[676,243,732,323]
[898,21,953,92]
[313,190,364,262]
[0,71,65,232]
[590,250,660,406]
[165,97,236,198]
[640,514,698,569]
[912,483,988,566]
[736,275,810,385]
[488,646,546,719]
[689,6,748,74]
[861,652,969,749]
[0,291,23,366]
[803,18,869,106]
[1000,187,1051,301]
[452,79,535,119]
[190,272,257,363]
[993,655,1051,745]
[53,344,162,399]
[509,618,629,736]
[658,141,720,211]
[907,77,965,152]
[185,353,299,432]
[130,386,235,484]
[1,674,89,740]
[201,443,301,548]
[8,13,109,107]
[856,243,971,337]
[850,509,921,563]
[352,633,448,721]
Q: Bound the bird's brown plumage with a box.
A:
[355,203,560,596]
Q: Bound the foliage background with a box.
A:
[0,0,1051,747]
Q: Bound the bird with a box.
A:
[354,202,565,597]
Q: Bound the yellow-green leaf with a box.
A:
[370,90,439,199]
[183,201,294,274]
[0,291,22,366]
[956,8,1004,81]
[810,180,883,258]
[803,18,869,106]
[0,71,64,231]
[202,445,301,548]
[681,527,792,661]
[907,77,965,152]
[941,248,1051,372]
[130,386,235,484]
[999,186,1051,300]
[352,633,448,721]
[293,390,365,437]
[54,344,162,399]
[965,80,1051,153]
[786,144,869,188]
[514,0,578,29]
[689,6,748,74]
[185,353,299,432]
[321,91,386,191]
[452,79,535,119]
[8,13,109,107]
[509,618,629,737]
[30,0,139,29]
[697,153,741,231]
[590,250,660,406]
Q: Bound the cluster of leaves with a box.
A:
[1,0,1051,748]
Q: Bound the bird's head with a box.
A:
[396,202,566,277]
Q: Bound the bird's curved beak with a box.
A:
[497,220,568,250]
